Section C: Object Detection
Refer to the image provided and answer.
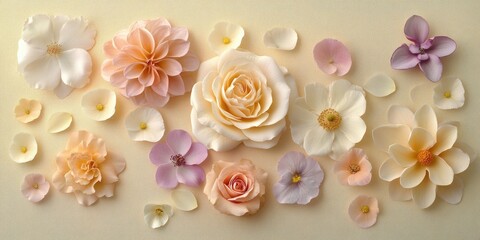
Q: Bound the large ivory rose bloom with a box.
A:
[204,159,267,216]
[191,49,291,151]
[52,131,126,206]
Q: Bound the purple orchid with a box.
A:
[391,15,456,82]
[150,129,208,189]
[273,151,324,205]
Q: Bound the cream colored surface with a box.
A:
[1,0,479,239]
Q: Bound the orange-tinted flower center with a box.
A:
[318,108,342,131]
[416,150,434,166]
[349,164,360,174]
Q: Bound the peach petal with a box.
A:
[400,165,426,188]
[408,127,436,152]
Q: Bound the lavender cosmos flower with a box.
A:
[150,130,208,189]
[391,15,456,82]
[273,151,324,205]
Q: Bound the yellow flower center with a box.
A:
[25,109,31,115]
[155,208,164,216]
[349,164,360,174]
[328,59,334,64]
[361,205,370,213]
[139,122,147,130]
[417,150,434,166]
[33,183,39,189]
[318,108,342,131]
[96,104,104,111]
[443,91,452,98]
[21,146,28,153]
[222,37,231,44]
[291,174,302,183]
[46,42,62,55]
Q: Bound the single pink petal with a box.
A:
[121,45,147,62]
[112,32,128,50]
[145,18,171,34]
[176,165,205,187]
[167,39,190,58]
[144,88,170,107]
[428,36,456,57]
[125,79,145,97]
[109,71,128,88]
[124,63,146,79]
[113,52,138,69]
[138,67,155,86]
[157,59,182,76]
[167,130,192,155]
[150,143,175,166]
[101,60,118,79]
[153,41,169,60]
[178,53,200,72]
[127,28,155,54]
[169,27,189,41]
[103,40,118,58]
[313,39,352,76]
[404,15,429,44]
[151,70,169,96]
[419,54,443,82]
[390,44,420,69]
[168,75,185,96]
[155,163,178,189]
[150,25,171,43]
[184,142,208,165]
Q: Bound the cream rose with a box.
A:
[191,49,291,151]
[204,159,267,216]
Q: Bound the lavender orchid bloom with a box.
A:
[390,15,456,82]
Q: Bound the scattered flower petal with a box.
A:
[364,73,396,97]
[263,27,298,50]
[313,38,352,76]
[144,204,173,229]
[21,173,50,202]
[81,89,116,121]
[9,133,38,163]
[171,189,198,211]
[208,22,244,55]
[14,98,42,123]
[433,77,465,109]
[348,195,379,228]
[334,148,372,186]
[274,151,324,204]
[47,112,72,133]
[125,107,165,142]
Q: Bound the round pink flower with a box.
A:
[333,148,372,186]
[313,38,352,76]
[204,159,267,216]
[102,18,200,107]
[21,173,50,203]
[348,195,379,228]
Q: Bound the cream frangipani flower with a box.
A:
[17,14,96,98]
[9,133,38,163]
[14,98,42,123]
[21,173,50,203]
[81,89,116,121]
[208,22,244,55]
[144,204,173,229]
[125,107,165,142]
[289,80,366,159]
[433,77,465,110]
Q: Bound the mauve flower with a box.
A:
[313,39,352,76]
[348,195,379,229]
[149,130,207,189]
[21,173,50,203]
[102,18,200,107]
[273,151,324,205]
[391,15,456,82]
[333,148,372,186]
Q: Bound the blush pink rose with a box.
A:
[203,159,267,216]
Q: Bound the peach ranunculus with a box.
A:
[102,18,200,107]
[191,49,292,151]
[52,131,126,206]
[203,159,267,216]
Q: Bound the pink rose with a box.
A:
[204,159,267,216]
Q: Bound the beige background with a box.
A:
[1,0,479,239]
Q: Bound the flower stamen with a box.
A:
[25,109,31,115]
[139,122,147,130]
[46,42,62,55]
[21,146,28,153]
[96,104,104,111]
[170,154,186,167]
[33,183,39,189]
[417,150,434,166]
[291,173,302,183]
[444,91,452,98]
[361,205,370,214]
[222,37,231,44]
[318,108,342,131]
[155,208,164,216]
[349,164,360,174]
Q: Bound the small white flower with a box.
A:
[125,107,165,142]
[21,173,50,203]
[9,133,38,163]
[14,98,42,123]
[81,89,116,121]
[263,27,298,50]
[208,22,244,55]
[433,77,465,110]
[144,204,173,229]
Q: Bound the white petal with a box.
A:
[241,120,285,142]
[288,98,319,145]
[408,127,436,152]
[433,77,465,110]
[81,89,116,121]
[125,107,165,142]
[439,147,470,174]
[143,204,173,229]
[335,89,366,118]
[57,49,92,88]
[17,40,46,73]
[58,17,96,50]
[387,105,414,127]
[53,82,73,99]
[413,105,438,139]
[437,177,463,205]
[263,27,298,50]
[304,127,334,157]
[430,124,457,155]
[171,189,198,211]
[304,82,328,112]
[389,180,412,201]
[338,117,366,143]
[47,112,73,133]
[243,134,281,149]
[372,124,411,152]
[191,110,240,151]
[14,99,42,123]
[412,178,437,209]
[364,73,396,97]
[400,165,426,188]
[379,159,405,181]
[426,156,454,186]
[21,14,54,47]
[23,55,61,90]
[330,130,355,160]
[208,22,244,55]
[9,133,38,163]
[389,144,417,168]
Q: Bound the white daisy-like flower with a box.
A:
[144,204,173,229]
[9,133,38,163]
[14,98,42,123]
[125,107,165,142]
[433,77,465,110]
[17,14,96,98]
[208,22,244,55]
[289,80,366,159]
[81,89,116,121]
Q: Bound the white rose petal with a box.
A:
[433,77,465,110]
[364,73,396,97]
[9,133,38,163]
[208,22,244,55]
[171,189,198,211]
[263,27,298,50]
[47,112,73,133]
[81,89,116,121]
[125,107,165,142]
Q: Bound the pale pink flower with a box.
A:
[313,38,352,76]
[348,195,379,228]
[21,173,50,203]
[334,148,372,186]
[102,18,200,107]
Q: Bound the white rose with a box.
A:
[191,50,291,151]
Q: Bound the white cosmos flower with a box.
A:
[289,80,366,159]
[144,204,173,229]
[433,77,465,110]
[9,133,38,163]
[81,89,116,121]
[208,22,244,55]
[17,14,96,98]
[125,107,165,142]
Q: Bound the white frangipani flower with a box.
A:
[9,133,38,163]
[208,22,244,55]
[144,204,173,229]
[433,77,465,110]
[125,107,165,142]
[81,89,116,121]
